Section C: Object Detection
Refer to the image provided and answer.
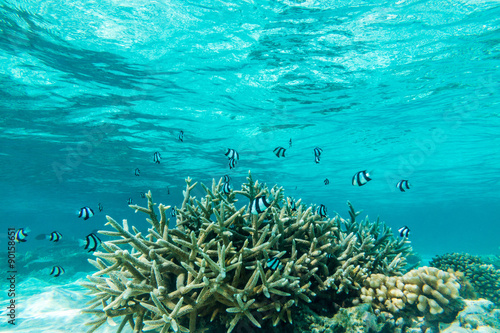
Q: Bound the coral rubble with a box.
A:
[81,173,413,333]
[431,253,500,305]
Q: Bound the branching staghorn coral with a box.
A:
[81,172,413,333]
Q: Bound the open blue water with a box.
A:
[0,0,499,331]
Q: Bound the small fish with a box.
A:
[135,168,140,176]
[171,208,176,217]
[48,231,62,242]
[267,257,282,271]
[287,197,296,211]
[315,155,321,164]
[397,180,410,192]
[225,148,239,160]
[314,147,323,157]
[222,182,231,195]
[153,151,161,164]
[228,158,237,169]
[223,175,231,183]
[273,147,286,158]
[98,203,103,212]
[324,178,329,185]
[78,207,94,220]
[398,226,410,238]
[250,195,271,214]
[50,266,65,277]
[178,130,184,142]
[289,138,292,148]
[167,187,170,195]
[79,233,101,252]
[139,192,146,198]
[317,204,327,218]
[15,228,30,242]
[352,170,372,186]
[127,198,133,205]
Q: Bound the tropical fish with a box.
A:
[324,178,329,185]
[398,226,410,238]
[15,228,30,242]
[317,204,327,218]
[397,180,410,192]
[135,168,140,176]
[48,231,62,242]
[153,151,161,164]
[314,147,323,157]
[50,266,65,277]
[178,130,184,142]
[225,148,239,160]
[352,170,372,186]
[228,158,237,169]
[273,147,286,158]
[223,175,231,183]
[222,182,231,195]
[139,192,146,198]
[287,197,296,211]
[267,257,282,270]
[171,208,176,217]
[250,195,271,214]
[79,233,101,252]
[127,198,133,205]
[98,203,103,212]
[78,207,94,220]
[167,187,170,195]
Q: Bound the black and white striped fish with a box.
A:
[228,158,237,169]
[273,147,286,158]
[78,207,94,220]
[267,257,282,271]
[222,182,231,195]
[15,228,30,242]
[79,233,101,253]
[153,151,161,164]
[287,197,296,211]
[223,175,231,183]
[178,130,184,142]
[250,195,271,214]
[139,192,146,198]
[317,204,327,218]
[48,231,62,242]
[398,226,410,238]
[225,148,239,160]
[98,203,103,212]
[127,198,133,205]
[397,180,410,192]
[324,178,329,185]
[314,147,323,157]
[171,208,176,217]
[352,170,372,186]
[135,168,140,176]
[50,266,65,277]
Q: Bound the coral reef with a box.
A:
[81,173,412,333]
[357,266,464,321]
[430,253,500,305]
[440,299,500,333]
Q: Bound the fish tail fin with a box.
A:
[78,239,86,247]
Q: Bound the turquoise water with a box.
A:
[0,0,499,331]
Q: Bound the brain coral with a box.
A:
[81,173,413,333]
